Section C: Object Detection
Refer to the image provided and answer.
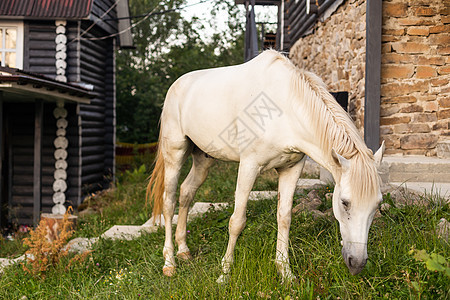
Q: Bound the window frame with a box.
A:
[0,21,24,69]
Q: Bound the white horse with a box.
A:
[147,50,385,282]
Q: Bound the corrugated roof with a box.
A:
[0,66,94,103]
[0,0,93,19]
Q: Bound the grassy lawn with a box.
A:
[0,157,449,299]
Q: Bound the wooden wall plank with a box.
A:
[33,100,43,226]
[0,95,3,227]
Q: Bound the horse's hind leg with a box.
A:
[176,147,215,260]
[161,139,192,277]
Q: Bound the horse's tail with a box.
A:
[146,133,165,224]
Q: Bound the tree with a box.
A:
[116,0,245,143]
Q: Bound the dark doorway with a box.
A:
[331,92,349,112]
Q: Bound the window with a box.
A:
[0,21,23,69]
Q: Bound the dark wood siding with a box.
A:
[4,102,71,224]
[77,23,115,191]
[90,0,118,35]
[24,21,57,78]
[284,0,343,48]
[66,21,81,83]
[105,40,115,178]
[65,103,82,207]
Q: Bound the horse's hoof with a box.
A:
[281,274,297,285]
[163,266,176,277]
[216,274,230,284]
[177,251,193,261]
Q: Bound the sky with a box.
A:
[181,0,278,40]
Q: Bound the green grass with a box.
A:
[0,159,449,299]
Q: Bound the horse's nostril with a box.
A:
[348,256,353,267]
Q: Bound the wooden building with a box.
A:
[0,0,133,226]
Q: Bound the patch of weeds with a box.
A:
[21,208,91,278]
[0,230,29,258]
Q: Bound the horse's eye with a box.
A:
[342,199,350,210]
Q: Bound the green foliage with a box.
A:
[410,248,450,276]
[116,0,245,143]
[1,159,449,299]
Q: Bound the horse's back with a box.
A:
[161,51,294,160]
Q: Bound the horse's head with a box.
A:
[331,142,385,275]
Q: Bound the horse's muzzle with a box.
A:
[342,247,368,275]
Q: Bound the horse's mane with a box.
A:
[264,50,380,202]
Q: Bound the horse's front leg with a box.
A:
[275,158,305,283]
[217,161,259,284]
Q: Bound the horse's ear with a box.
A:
[332,149,350,170]
[373,141,385,168]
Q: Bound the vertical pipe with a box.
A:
[364,0,382,152]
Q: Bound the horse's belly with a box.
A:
[182,104,242,161]
[260,152,305,172]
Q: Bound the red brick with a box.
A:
[407,27,430,36]
[380,116,411,125]
[417,56,445,65]
[400,133,439,149]
[429,24,450,34]
[391,42,430,54]
[383,3,408,17]
[438,66,450,75]
[416,66,437,78]
[382,64,415,79]
[415,7,436,17]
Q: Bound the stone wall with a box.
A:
[289,0,367,130]
[289,0,450,157]
[381,0,450,156]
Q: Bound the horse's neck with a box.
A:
[292,125,340,180]
[305,146,340,180]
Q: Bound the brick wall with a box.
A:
[289,0,367,130]
[381,0,450,156]
[289,0,450,157]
